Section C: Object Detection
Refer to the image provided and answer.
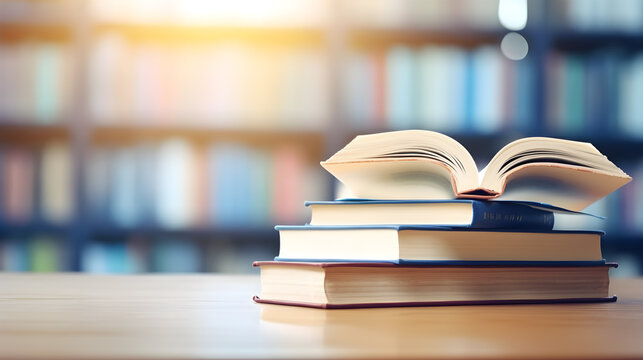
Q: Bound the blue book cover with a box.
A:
[514,57,534,133]
[463,51,475,129]
[0,148,4,222]
[386,46,415,129]
[210,144,251,227]
[152,237,199,273]
[110,147,139,227]
[106,240,128,273]
[135,144,158,226]
[3,237,29,271]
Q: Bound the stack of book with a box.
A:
[254,130,631,309]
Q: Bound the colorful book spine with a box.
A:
[386,46,415,129]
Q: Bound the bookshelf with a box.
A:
[0,0,642,274]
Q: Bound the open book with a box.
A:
[321,130,631,211]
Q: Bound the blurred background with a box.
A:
[0,0,642,275]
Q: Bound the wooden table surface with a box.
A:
[0,274,642,359]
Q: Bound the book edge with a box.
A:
[271,258,608,266]
[253,295,618,309]
[274,224,605,235]
[253,261,617,268]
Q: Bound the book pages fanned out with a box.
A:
[322,130,631,211]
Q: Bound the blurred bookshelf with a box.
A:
[0,0,642,274]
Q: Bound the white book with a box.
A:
[471,46,503,133]
[155,139,196,228]
[90,35,128,122]
[34,43,64,123]
[418,46,451,131]
[386,46,416,129]
[110,147,139,227]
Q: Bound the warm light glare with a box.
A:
[498,0,528,31]
[90,0,327,26]
[500,32,528,60]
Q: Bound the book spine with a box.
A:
[470,201,554,230]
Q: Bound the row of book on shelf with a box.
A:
[0,38,331,127]
[90,35,330,127]
[0,140,326,227]
[254,130,631,308]
[344,45,533,133]
[0,42,72,123]
[10,0,641,32]
[1,142,73,224]
[0,235,271,273]
[91,0,498,27]
[92,0,643,31]
[3,140,643,233]
[346,0,643,30]
[344,45,643,137]
[552,0,643,31]
[546,50,643,137]
[88,140,325,227]
[4,37,643,138]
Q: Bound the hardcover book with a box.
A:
[253,261,617,309]
[306,199,594,229]
[274,225,604,263]
[321,130,631,211]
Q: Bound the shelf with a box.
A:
[0,123,69,145]
[89,225,278,241]
[90,125,326,159]
[348,28,508,50]
[342,128,643,158]
[602,234,643,252]
[0,23,71,42]
[552,31,643,51]
[94,23,326,46]
[0,222,70,234]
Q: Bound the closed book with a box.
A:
[40,142,73,223]
[274,225,604,263]
[253,261,616,309]
[3,149,35,222]
[386,46,415,129]
[156,139,196,228]
[110,147,139,227]
[34,43,65,123]
[305,199,583,229]
[344,52,375,128]
[29,236,60,272]
[209,143,251,226]
[471,46,503,133]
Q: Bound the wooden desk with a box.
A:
[0,274,642,359]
